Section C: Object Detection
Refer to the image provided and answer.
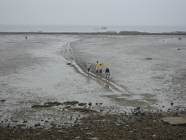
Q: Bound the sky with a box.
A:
[0,0,186,26]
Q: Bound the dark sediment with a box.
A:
[31,102,63,108]
[63,101,79,105]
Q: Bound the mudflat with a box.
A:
[0,34,186,139]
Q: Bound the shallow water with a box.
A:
[1,25,186,33]
[0,34,186,127]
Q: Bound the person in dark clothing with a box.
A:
[105,67,110,79]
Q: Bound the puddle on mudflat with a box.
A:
[118,95,143,100]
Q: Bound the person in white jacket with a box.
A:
[87,62,91,73]
[99,64,103,73]
[96,61,98,73]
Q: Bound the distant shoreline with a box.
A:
[0,31,186,35]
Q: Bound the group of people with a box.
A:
[87,61,110,79]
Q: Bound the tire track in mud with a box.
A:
[61,42,129,95]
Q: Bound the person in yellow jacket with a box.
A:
[99,64,103,73]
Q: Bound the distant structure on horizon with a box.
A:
[101,27,107,29]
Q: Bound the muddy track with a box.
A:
[61,41,131,95]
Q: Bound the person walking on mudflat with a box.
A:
[99,64,103,73]
[105,67,110,79]
[96,61,98,73]
[87,62,91,73]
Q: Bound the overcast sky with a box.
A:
[0,0,186,26]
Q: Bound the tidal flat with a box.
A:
[0,34,186,139]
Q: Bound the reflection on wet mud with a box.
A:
[97,80,105,86]
[86,76,90,84]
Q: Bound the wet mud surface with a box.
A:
[0,34,186,139]
[70,35,186,110]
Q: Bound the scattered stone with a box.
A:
[0,99,5,102]
[34,123,40,127]
[88,102,92,106]
[17,124,26,127]
[23,121,27,123]
[67,63,71,65]
[134,107,140,110]
[1,111,186,139]
[69,108,97,113]
[99,103,103,105]
[178,38,182,40]
[96,103,98,105]
[145,58,152,60]
[78,103,87,106]
[141,112,145,115]
[171,102,173,106]
[177,48,181,50]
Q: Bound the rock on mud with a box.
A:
[69,108,97,113]
[145,58,152,60]
[16,124,26,127]
[31,101,63,108]
[78,103,87,106]
[31,105,50,108]
[0,99,5,102]
[134,107,140,110]
[44,102,63,106]
[34,123,40,127]
[162,116,186,125]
